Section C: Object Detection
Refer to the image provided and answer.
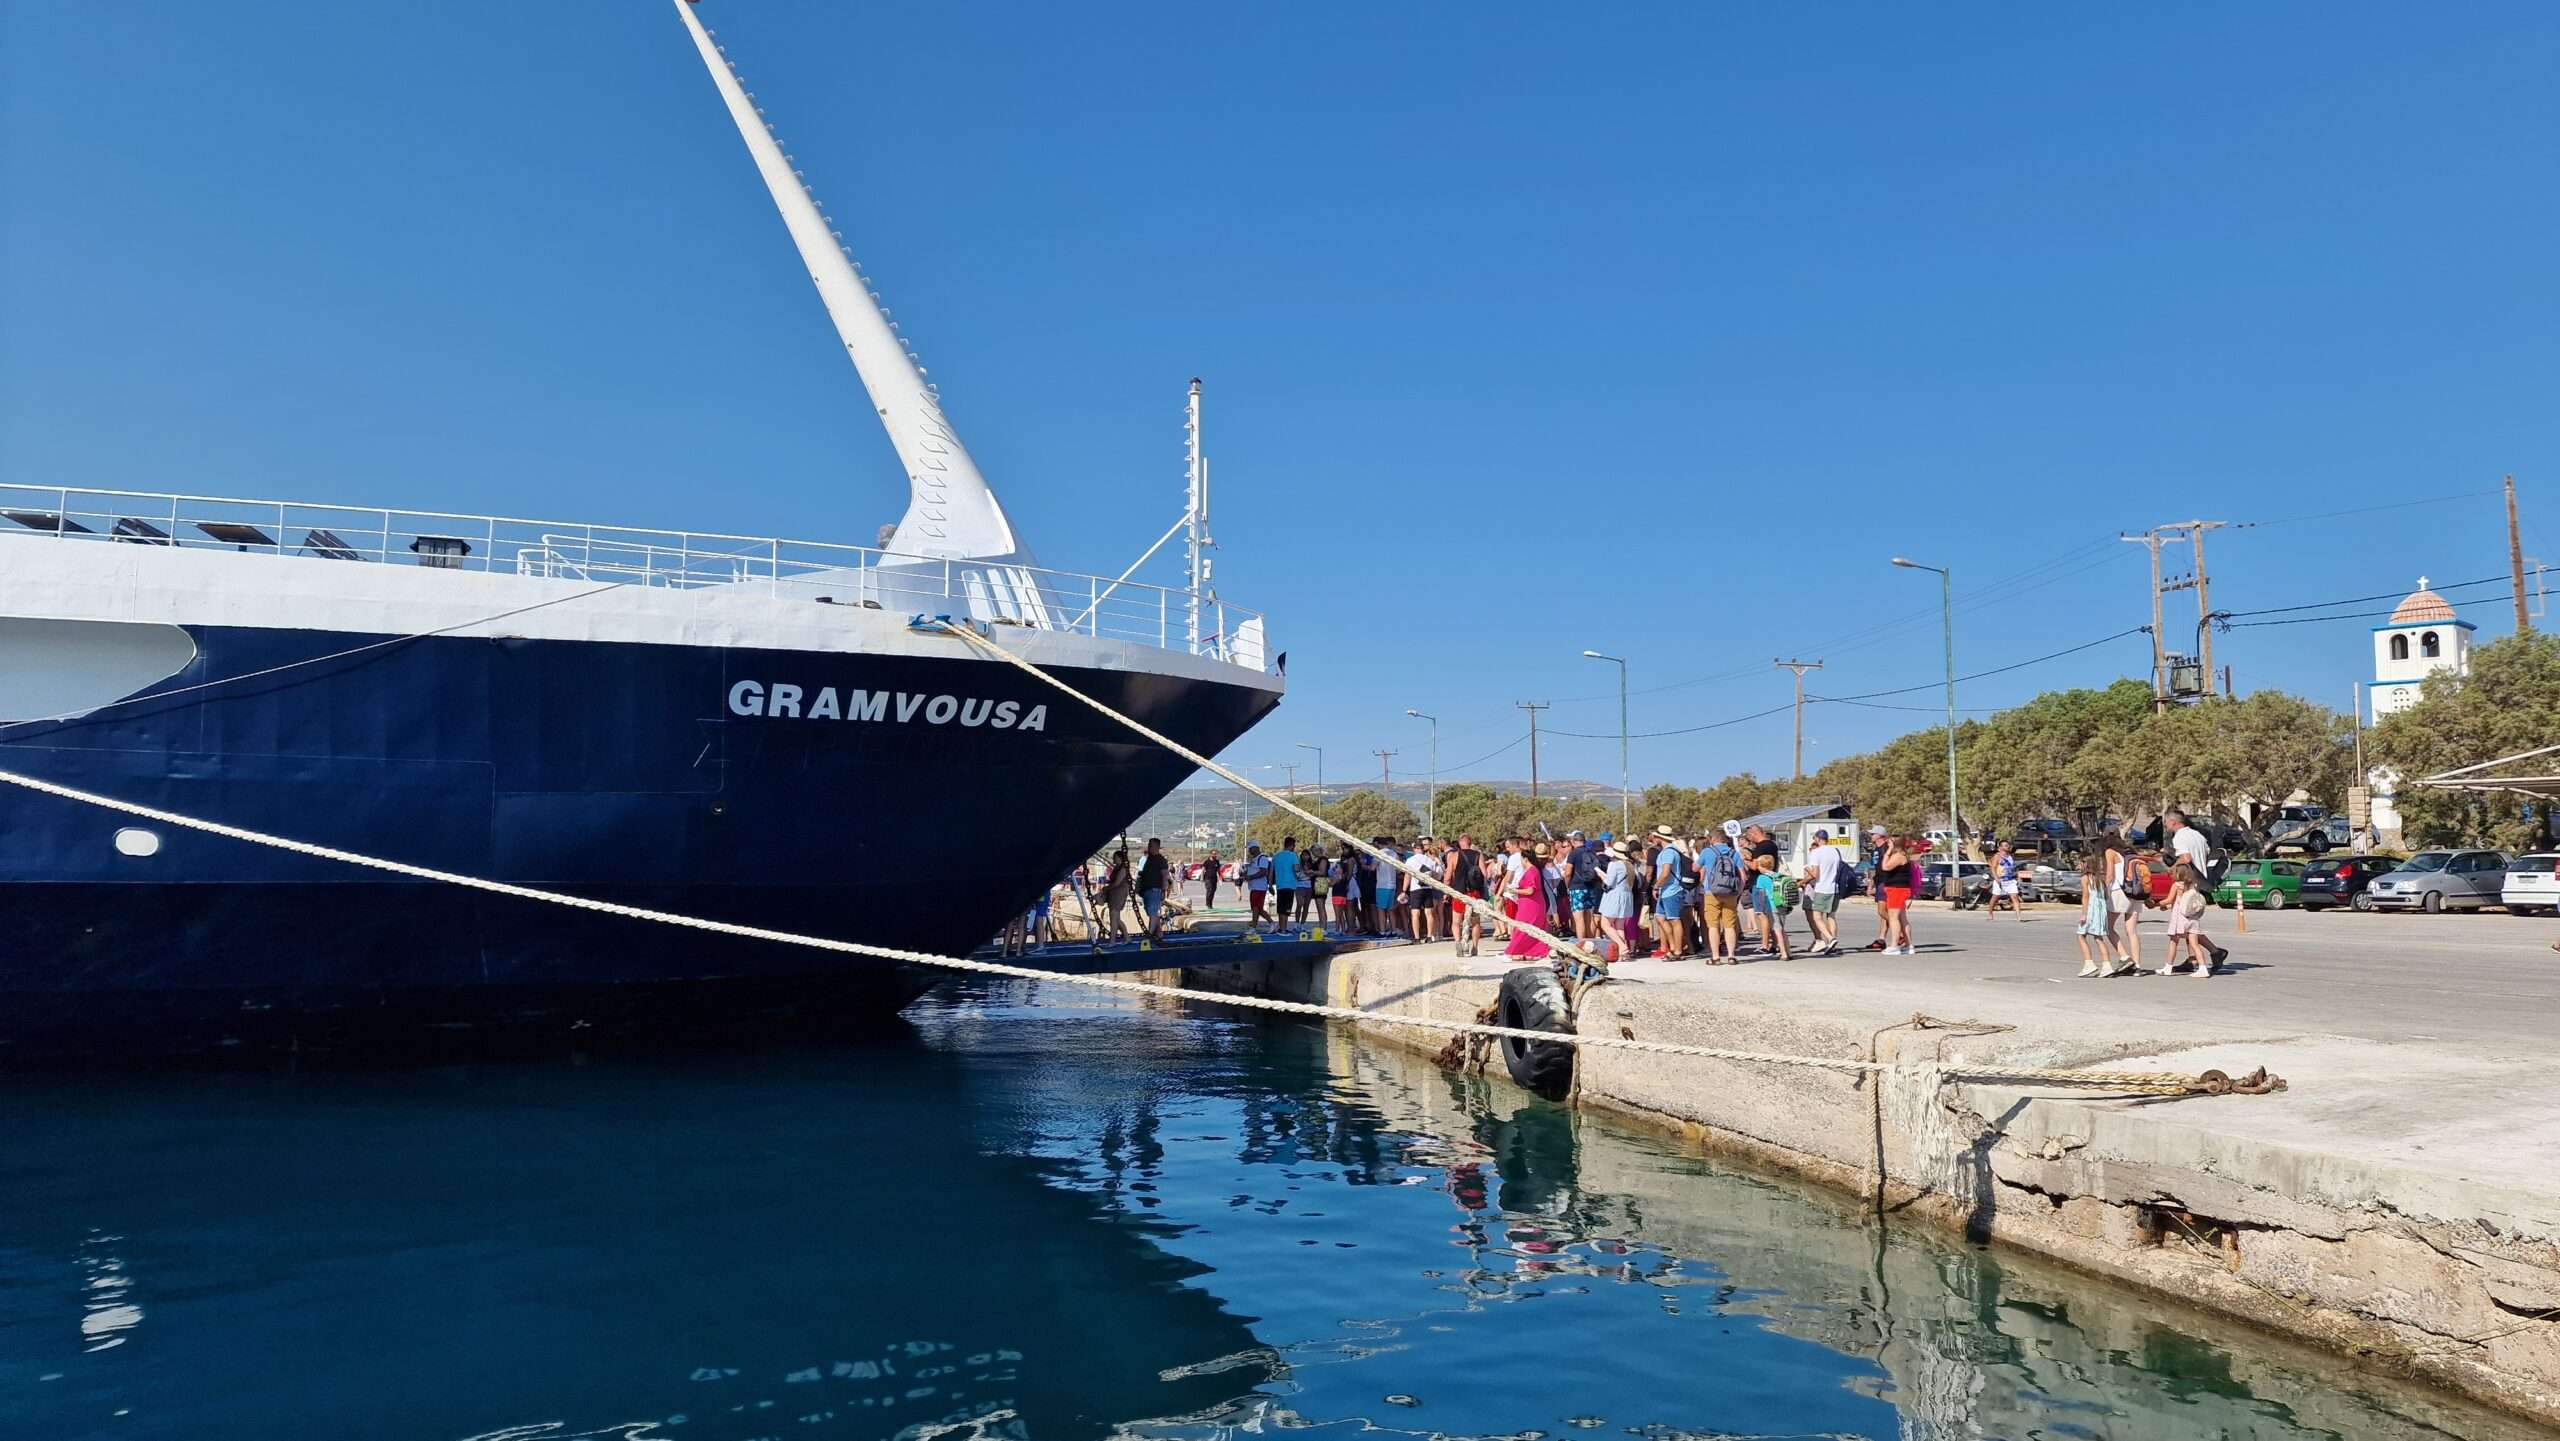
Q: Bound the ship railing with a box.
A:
[0,482,1266,669]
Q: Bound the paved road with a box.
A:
[1318,900,2560,1199]
[1693,897,2560,1054]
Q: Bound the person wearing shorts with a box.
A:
[1872,840,1915,955]
[1696,890,1738,942]
[1800,830,1843,955]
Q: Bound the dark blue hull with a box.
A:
[0,624,1278,1049]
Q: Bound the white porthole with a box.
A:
[113,828,162,858]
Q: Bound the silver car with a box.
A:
[2365,850,2512,913]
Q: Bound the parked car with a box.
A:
[1920,860,1992,906]
[2012,818,2079,857]
[2212,859,2308,909]
[2297,855,2395,911]
[2265,815,2355,856]
[2501,853,2560,917]
[2137,811,2253,855]
[2366,850,2513,913]
[2028,861,2082,902]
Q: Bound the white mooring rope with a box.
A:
[0,622,2261,1095]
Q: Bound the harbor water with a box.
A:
[3,979,2541,1441]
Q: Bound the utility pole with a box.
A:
[1296,742,1324,797]
[2510,474,2531,635]
[2120,530,2169,710]
[1515,701,1549,800]
[1279,762,1298,795]
[2190,520,2225,694]
[1372,749,1397,792]
[1582,651,1630,835]
[2149,519,2226,700]
[1773,658,1824,780]
[2353,683,2365,771]
[1405,711,1439,837]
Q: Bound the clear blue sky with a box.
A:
[5,1,2555,791]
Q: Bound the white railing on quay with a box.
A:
[0,482,1267,669]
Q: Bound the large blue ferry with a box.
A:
[0,0,1279,1045]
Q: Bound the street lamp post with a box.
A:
[1404,710,1438,835]
[1296,742,1323,798]
[1891,558,1959,856]
[1582,650,1630,835]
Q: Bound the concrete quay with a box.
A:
[1145,900,2560,1427]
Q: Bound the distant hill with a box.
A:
[1121,777,1612,852]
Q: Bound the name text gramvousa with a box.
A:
[726,680,1048,731]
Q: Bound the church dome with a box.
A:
[2389,579,2456,624]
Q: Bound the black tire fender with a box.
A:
[1496,965,1577,1099]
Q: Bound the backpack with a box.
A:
[1705,844,1742,897]
[2120,855,2151,903]
[1568,846,1599,887]
[1770,871,1800,908]
[1659,846,1694,890]
[1449,848,1483,891]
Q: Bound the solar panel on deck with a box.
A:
[6,511,93,534]
[111,517,174,544]
[195,521,277,548]
[302,528,363,560]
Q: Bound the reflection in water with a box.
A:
[78,1229,143,1353]
[0,978,2544,1441]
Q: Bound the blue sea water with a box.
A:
[0,979,2539,1441]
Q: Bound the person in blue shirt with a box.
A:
[1694,831,1743,963]
[1272,839,1301,926]
[1650,826,1691,959]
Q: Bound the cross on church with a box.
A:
[2417,575,2429,589]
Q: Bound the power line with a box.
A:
[1815,628,2150,702]
[2219,571,2510,619]
[2226,488,2507,533]
[1812,696,2011,714]
[1541,534,2132,704]
[1439,734,1527,775]
[1550,701,1798,741]
[1544,626,2150,742]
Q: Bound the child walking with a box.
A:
[2159,859,2210,977]
[2075,849,2126,977]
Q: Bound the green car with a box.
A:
[2213,859,2307,909]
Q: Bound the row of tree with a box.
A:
[1239,633,2560,854]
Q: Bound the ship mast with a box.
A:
[671,0,1031,565]
[1184,378,1211,651]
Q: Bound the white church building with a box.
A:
[2367,579,2474,841]
[2369,578,2474,721]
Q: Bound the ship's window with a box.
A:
[114,828,162,858]
[2422,631,2441,658]
[2389,634,2409,661]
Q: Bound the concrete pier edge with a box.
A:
[1141,941,2560,1429]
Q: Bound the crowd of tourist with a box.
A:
[1033,809,2241,980]
[1185,825,1961,963]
